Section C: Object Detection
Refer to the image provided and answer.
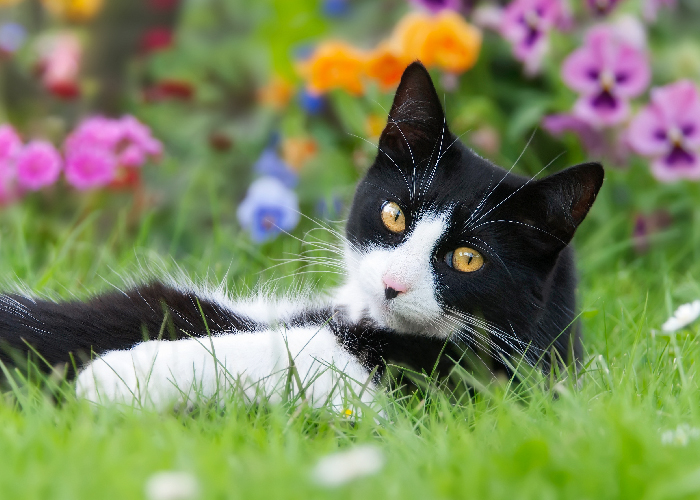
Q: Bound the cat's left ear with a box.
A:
[378,62,448,155]
[514,162,604,253]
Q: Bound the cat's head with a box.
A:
[339,62,603,360]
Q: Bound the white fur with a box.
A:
[335,214,447,335]
[76,324,377,412]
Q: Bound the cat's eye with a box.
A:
[381,201,406,233]
[444,247,484,273]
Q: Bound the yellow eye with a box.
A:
[445,247,484,273]
[381,201,406,233]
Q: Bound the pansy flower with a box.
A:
[237,176,300,243]
[500,0,562,75]
[562,26,650,127]
[628,80,700,182]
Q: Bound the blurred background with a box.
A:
[0,0,699,293]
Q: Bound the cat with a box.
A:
[0,62,603,411]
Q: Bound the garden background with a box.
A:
[1,0,700,498]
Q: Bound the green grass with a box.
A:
[1,165,700,500]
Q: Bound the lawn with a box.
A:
[0,162,699,500]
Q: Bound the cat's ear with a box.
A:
[515,162,604,253]
[378,62,447,155]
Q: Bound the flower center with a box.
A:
[599,70,615,91]
[667,126,684,147]
[524,10,540,29]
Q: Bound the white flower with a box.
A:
[661,424,700,447]
[311,444,385,487]
[145,471,200,500]
[662,300,700,332]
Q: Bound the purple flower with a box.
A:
[586,0,622,16]
[237,177,300,243]
[299,90,325,115]
[500,0,563,75]
[253,148,298,188]
[409,0,462,13]
[542,113,606,156]
[323,0,349,17]
[65,146,117,190]
[562,26,650,128]
[628,80,700,182]
[16,141,62,191]
[0,23,26,55]
[643,0,676,22]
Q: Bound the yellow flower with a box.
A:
[282,137,318,172]
[365,114,386,140]
[364,42,411,90]
[392,11,482,74]
[298,41,366,95]
[41,0,103,22]
[257,75,294,110]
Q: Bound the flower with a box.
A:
[585,0,621,16]
[627,81,700,182]
[662,300,700,333]
[253,147,297,188]
[542,113,606,156]
[0,124,22,203]
[0,23,27,55]
[322,0,349,17]
[311,445,385,487]
[562,26,650,127]
[0,124,22,162]
[364,42,411,90]
[145,471,200,500]
[394,11,481,73]
[365,114,386,140]
[661,425,700,447]
[256,76,294,109]
[40,0,104,22]
[500,0,562,75]
[281,137,317,171]
[299,41,366,95]
[643,0,676,22]
[65,145,117,189]
[408,0,463,13]
[237,176,300,243]
[35,32,82,100]
[141,27,173,54]
[298,89,325,115]
[16,141,62,190]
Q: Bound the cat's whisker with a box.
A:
[469,219,567,246]
[464,236,515,283]
[387,117,418,201]
[467,150,566,230]
[347,132,412,196]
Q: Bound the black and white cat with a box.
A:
[0,63,603,411]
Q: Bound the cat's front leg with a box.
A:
[76,327,380,412]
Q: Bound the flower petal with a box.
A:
[627,106,670,156]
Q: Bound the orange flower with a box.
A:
[282,137,318,171]
[365,114,386,140]
[299,41,366,95]
[364,42,411,90]
[41,0,104,22]
[257,76,294,110]
[392,11,482,74]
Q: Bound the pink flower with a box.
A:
[500,0,563,75]
[628,80,700,182]
[542,113,606,157]
[16,141,62,190]
[65,145,117,190]
[562,26,650,127]
[0,124,22,161]
[0,124,23,203]
[35,32,82,100]
[118,115,163,160]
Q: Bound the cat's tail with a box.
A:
[0,282,256,376]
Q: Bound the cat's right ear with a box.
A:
[377,62,448,157]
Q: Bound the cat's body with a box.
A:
[0,63,603,410]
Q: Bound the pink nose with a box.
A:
[383,275,409,299]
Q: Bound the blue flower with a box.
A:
[253,147,297,188]
[237,177,300,243]
[0,23,26,55]
[299,90,325,115]
[322,0,349,18]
